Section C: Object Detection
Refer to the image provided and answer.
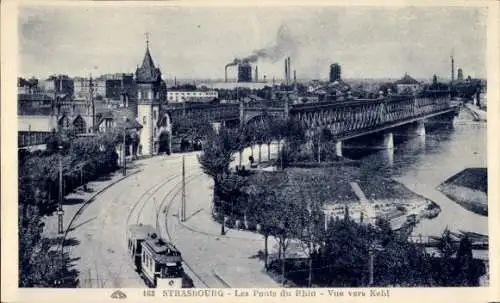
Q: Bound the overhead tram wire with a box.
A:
[157,171,209,288]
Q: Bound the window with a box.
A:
[148,91,153,100]
[143,116,146,124]
[153,127,156,137]
[138,91,142,99]
[153,110,157,120]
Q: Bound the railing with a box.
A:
[293,95,455,137]
[18,131,52,148]
[164,94,455,130]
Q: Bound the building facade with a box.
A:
[41,75,74,97]
[395,73,421,94]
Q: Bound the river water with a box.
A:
[346,109,488,238]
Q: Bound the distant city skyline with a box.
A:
[19,5,487,81]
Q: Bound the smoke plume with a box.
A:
[226,23,297,67]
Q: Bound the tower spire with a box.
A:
[145,32,150,48]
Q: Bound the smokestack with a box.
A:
[287,57,291,84]
[225,66,228,83]
[174,76,177,87]
[285,58,288,84]
[451,56,455,82]
[293,70,296,83]
[255,66,259,82]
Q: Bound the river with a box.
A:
[345,109,488,238]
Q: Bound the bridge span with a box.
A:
[165,93,460,152]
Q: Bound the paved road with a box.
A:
[64,154,185,287]
[64,151,278,288]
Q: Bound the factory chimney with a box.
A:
[255,66,259,82]
[225,66,228,83]
[284,59,288,85]
[287,57,291,85]
[451,55,455,82]
[293,70,296,83]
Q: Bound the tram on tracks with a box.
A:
[127,224,185,288]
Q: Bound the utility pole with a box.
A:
[57,145,64,234]
[181,155,186,221]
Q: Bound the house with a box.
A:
[395,73,421,94]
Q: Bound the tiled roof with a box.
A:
[96,108,142,130]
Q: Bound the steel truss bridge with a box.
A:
[166,92,460,143]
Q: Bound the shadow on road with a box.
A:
[63,197,85,205]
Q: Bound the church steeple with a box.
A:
[136,34,161,83]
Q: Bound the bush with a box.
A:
[396,205,407,213]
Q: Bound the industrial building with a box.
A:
[330,63,341,83]
[237,62,252,83]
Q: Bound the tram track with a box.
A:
[124,162,183,228]
[156,171,212,288]
[120,157,212,288]
[82,162,184,287]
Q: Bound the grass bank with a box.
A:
[215,163,440,230]
[437,168,488,216]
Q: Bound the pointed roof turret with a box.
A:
[136,38,162,83]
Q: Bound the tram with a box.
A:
[127,224,184,288]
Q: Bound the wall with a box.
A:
[18,115,57,132]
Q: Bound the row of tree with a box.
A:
[19,130,123,287]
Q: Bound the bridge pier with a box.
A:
[383,132,394,149]
[415,120,426,136]
[335,140,343,157]
[382,147,394,167]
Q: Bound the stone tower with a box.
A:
[136,39,162,156]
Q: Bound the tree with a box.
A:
[321,214,372,286]
[455,235,476,286]
[378,82,397,95]
[198,127,236,184]
[269,117,287,168]
[254,120,267,164]
[234,126,247,168]
[19,197,77,287]
[436,228,457,286]
[245,179,275,270]
[198,125,240,223]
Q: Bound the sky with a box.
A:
[19,5,487,81]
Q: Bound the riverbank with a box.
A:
[437,168,488,216]
[464,103,487,121]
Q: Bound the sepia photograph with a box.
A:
[2,1,499,301]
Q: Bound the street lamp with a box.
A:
[57,145,64,234]
[122,116,127,176]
